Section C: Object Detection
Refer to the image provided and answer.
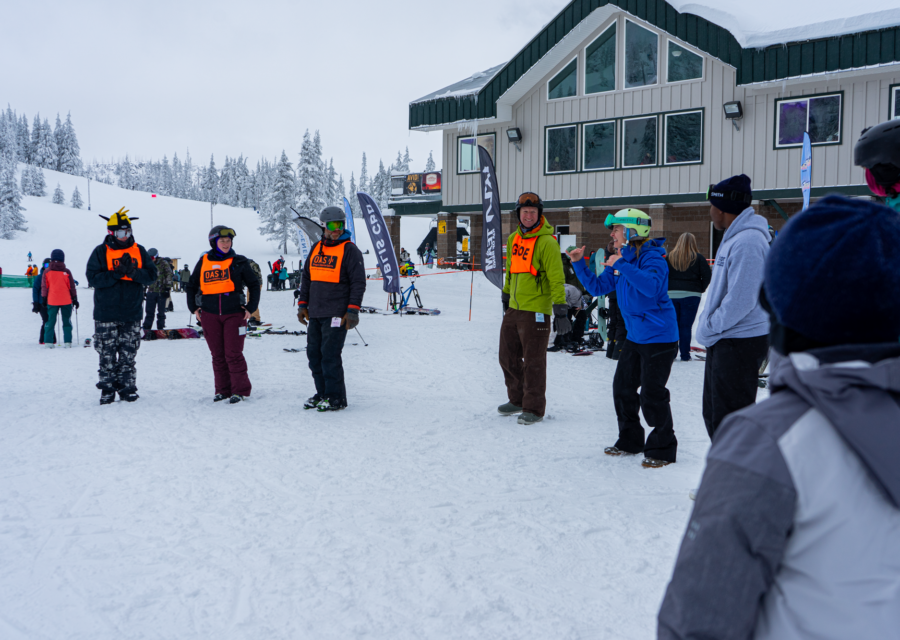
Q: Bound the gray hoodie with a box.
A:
[695,207,770,347]
[659,343,900,640]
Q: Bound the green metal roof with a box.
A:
[409,0,900,129]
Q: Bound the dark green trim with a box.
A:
[762,199,790,221]
[890,83,900,119]
[455,132,497,175]
[408,0,900,129]
[773,91,845,150]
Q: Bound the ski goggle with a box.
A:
[209,228,236,242]
[706,184,753,204]
[113,229,132,240]
[325,221,344,231]
[516,192,542,208]
[604,214,651,230]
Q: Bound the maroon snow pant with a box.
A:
[202,312,251,397]
[499,308,552,417]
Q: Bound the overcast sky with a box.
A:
[2,0,568,183]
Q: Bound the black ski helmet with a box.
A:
[148,248,158,258]
[854,120,900,195]
[514,192,544,222]
[208,225,236,249]
[319,206,345,224]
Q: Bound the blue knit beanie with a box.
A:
[709,174,753,215]
[764,195,900,345]
[50,249,65,262]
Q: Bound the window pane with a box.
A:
[585,24,616,94]
[667,42,703,82]
[459,134,495,172]
[549,59,577,100]
[583,122,616,170]
[623,117,657,166]
[808,95,841,144]
[665,112,702,164]
[547,126,577,173]
[624,21,658,88]
[778,100,808,146]
[894,88,900,119]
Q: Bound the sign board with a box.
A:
[462,237,469,252]
[437,221,447,234]
[404,174,422,196]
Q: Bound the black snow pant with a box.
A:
[606,296,627,360]
[612,340,678,462]
[143,292,167,330]
[306,317,349,403]
[38,303,56,344]
[94,321,142,394]
[702,335,769,440]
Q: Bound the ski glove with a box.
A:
[31,302,41,314]
[297,308,309,326]
[501,292,510,312]
[114,253,132,276]
[342,310,359,331]
[73,299,80,310]
[553,304,572,336]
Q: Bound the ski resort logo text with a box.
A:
[311,255,338,270]
[203,267,230,282]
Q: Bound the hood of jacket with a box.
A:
[620,237,666,263]
[721,207,771,246]
[48,261,68,271]
[770,343,900,508]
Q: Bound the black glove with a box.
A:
[553,304,572,336]
[293,290,301,300]
[73,299,80,310]
[32,302,41,314]
[342,310,359,330]
[501,292,510,312]
[114,253,132,276]
[598,308,609,319]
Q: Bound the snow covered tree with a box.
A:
[325,158,337,206]
[348,172,360,217]
[17,114,30,164]
[71,185,83,209]
[393,150,404,174]
[52,183,65,205]
[258,150,297,254]
[53,114,64,171]
[34,118,58,169]
[29,165,46,196]
[402,147,412,173]
[202,154,218,204]
[359,152,369,195]
[57,112,82,175]
[336,172,345,208]
[296,130,320,218]
[0,165,27,239]
[30,114,41,165]
[118,155,134,190]
[20,163,33,195]
[425,151,436,172]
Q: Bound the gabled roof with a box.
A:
[409,0,900,130]
[411,64,505,104]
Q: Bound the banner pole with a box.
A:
[468,250,474,321]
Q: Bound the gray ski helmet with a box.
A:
[148,248,159,258]
[208,225,236,249]
[854,120,900,189]
[319,206,345,224]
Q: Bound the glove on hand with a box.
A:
[293,290,301,300]
[32,302,41,314]
[297,307,309,326]
[115,253,132,276]
[501,292,510,312]
[553,304,572,336]
[342,310,359,331]
[73,299,80,310]
[598,308,610,319]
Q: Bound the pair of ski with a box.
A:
[144,328,202,341]
[284,344,359,353]
[359,305,441,317]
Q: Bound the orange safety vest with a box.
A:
[509,234,540,277]
[45,270,73,306]
[308,242,344,284]
[106,245,143,282]
[199,254,235,295]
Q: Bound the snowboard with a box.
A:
[147,328,202,340]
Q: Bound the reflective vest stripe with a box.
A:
[105,245,142,282]
[308,242,344,284]
[199,255,235,295]
[509,234,539,277]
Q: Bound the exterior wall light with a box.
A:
[507,127,523,151]
[724,101,743,131]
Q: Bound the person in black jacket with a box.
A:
[666,232,712,361]
[185,225,260,404]
[86,209,158,404]
[297,206,366,412]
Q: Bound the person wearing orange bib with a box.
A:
[86,209,157,404]
[185,225,260,404]
[40,249,79,347]
[498,192,567,425]
[297,206,366,412]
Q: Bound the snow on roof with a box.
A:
[669,0,900,49]
[411,64,505,104]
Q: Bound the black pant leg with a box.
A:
[306,317,326,396]
[143,293,158,330]
[320,322,349,401]
[156,293,167,330]
[39,305,53,344]
[703,336,769,440]
[612,340,646,453]
[639,341,678,462]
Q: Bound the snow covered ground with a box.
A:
[0,171,744,639]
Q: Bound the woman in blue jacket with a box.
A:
[568,209,679,467]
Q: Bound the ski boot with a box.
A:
[316,397,347,412]
[229,394,247,404]
[604,446,636,456]
[141,329,153,341]
[303,394,322,410]
[641,457,672,468]
[517,412,543,425]
[497,402,522,416]
[119,390,139,402]
[213,394,229,402]
[100,390,116,405]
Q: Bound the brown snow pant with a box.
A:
[499,308,552,417]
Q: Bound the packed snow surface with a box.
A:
[0,170,741,638]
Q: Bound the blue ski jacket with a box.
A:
[572,238,678,344]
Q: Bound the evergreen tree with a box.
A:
[53,114,64,171]
[57,112,82,175]
[34,118,57,169]
[312,130,326,210]
[0,165,27,239]
[118,155,134,190]
[425,150,436,172]
[393,150,404,173]
[20,163,33,195]
[325,158,336,206]
[359,152,369,195]
[17,114,29,164]
[52,183,65,205]
[402,147,412,173]
[71,185,84,209]
[202,154,218,204]
[296,130,320,218]
[30,165,46,196]
[259,150,297,253]
[336,172,345,208]
[348,172,360,217]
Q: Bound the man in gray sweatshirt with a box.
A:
[695,174,770,439]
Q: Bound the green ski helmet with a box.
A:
[604,208,652,243]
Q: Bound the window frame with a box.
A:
[622,18,660,91]
[620,115,660,169]
[890,84,900,120]
[581,119,618,172]
[665,39,704,85]
[663,109,705,166]
[583,22,618,96]
[456,132,497,175]
[544,124,579,175]
[773,91,844,150]
[546,57,579,102]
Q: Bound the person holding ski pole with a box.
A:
[185,226,260,404]
[86,208,157,404]
[32,258,56,345]
[497,192,567,426]
[297,206,366,412]
[41,249,79,348]
[568,209,679,467]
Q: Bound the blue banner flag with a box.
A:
[357,192,401,294]
[801,132,812,212]
[478,145,503,289]
[343,197,356,244]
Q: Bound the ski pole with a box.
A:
[355,327,368,346]
[57,313,61,346]
[75,307,79,345]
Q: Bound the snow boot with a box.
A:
[119,390,139,402]
[100,390,116,405]
[546,345,562,352]
[316,397,347,412]
[44,343,55,349]
[497,402,523,416]
[63,342,73,348]
[213,394,229,402]
[641,457,672,468]
[303,394,322,410]
[604,446,636,456]
[229,395,247,404]
[517,412,543,425]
